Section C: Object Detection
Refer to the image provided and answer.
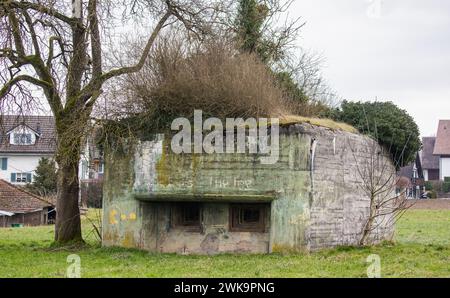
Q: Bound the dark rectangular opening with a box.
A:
[230,203,268,232]
[171,203,202,231]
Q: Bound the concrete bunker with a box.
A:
[102,122,395,253]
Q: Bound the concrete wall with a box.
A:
[102,130,311,253]
[139,202,271,254]
[0,154,52,184]
[305,125,394,249]
[102,123,395,253]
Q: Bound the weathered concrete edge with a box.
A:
[134,192,278,202]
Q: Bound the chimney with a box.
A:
[36,122,41,140]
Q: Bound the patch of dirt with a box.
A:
[407,199,450,210]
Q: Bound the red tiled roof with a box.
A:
[0,115,56,154]
[433,120,450,155]
[0,179,53,213]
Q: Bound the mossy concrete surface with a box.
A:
[102,123,395,253]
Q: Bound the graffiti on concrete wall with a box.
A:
[109,207,137,225]
[209,177,253,189]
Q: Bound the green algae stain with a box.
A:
[156,139,170,186]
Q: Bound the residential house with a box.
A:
[421,137,440,181]
[433,120,450,180]
[79,127,104,208]
[0,115,56,185]
[398,153,424,198]
[0,179,54,227]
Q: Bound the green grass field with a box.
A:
[0,209,449,277]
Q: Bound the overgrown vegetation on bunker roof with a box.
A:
[101,39,354,141]
[279,115,357,133]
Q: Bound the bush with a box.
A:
[430,181,443,192]
[80,180,103,208]
[427,190,437,199]
[25,157,57,196]
[424,181,433,191]
[444,177,450,183]
[443,182,450,193]
[121,39,291,131]
[327,101,421,168]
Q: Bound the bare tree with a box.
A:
[0,0,224,243]
[350,135,412,246]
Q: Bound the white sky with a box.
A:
[291,0,450,137]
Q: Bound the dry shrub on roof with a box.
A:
[121,37,295,130]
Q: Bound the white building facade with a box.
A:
[439,157,450,181]
[432,120,450,181]
[0,116,56,185]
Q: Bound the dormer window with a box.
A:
[14,133,32,145]
[7,124,38,145]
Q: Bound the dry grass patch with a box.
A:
[279,115,358,133]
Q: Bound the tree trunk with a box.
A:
[359,194,376,246]
[55,162,82,243]
[54,115,85,244]
[359,215,374,246]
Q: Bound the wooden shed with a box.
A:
[0,179,54,227]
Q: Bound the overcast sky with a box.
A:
[291,0,450,137]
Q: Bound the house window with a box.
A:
[11,173,32,183]
[98,162,104,174]
[1,158,7,170]
[81,160,88,180]
[230,204,267,232]
[171,203,201,231]
[13,133,32,145]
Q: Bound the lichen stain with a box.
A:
[109,209,118,225]
[235,240,253,253]
[122,230,136,248]
[103,229,119,243]
[289,208,310,225]
[272,243,307,254]
[128,212,137,220]
[200,234,219,253]
[191,153,200,192]
[155,139,170,186]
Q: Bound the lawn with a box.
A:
[0,209,449,277]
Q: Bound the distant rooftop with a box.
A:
[433,120,450,156]
[0,179,52,213]
[422,137,439,169]
[0,115,56,154]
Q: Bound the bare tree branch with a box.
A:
[0,74,51,98]
[6,1,78,25]
[87,0,102,78]
[1,0,225,243]
[79,11,171,100]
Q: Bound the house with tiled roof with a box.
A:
[0,115,56,185]
[398,153,424,198]
[0,179,54,227]
[421,137,440,181]
[433,120,450,180]
[79,123,104,208]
